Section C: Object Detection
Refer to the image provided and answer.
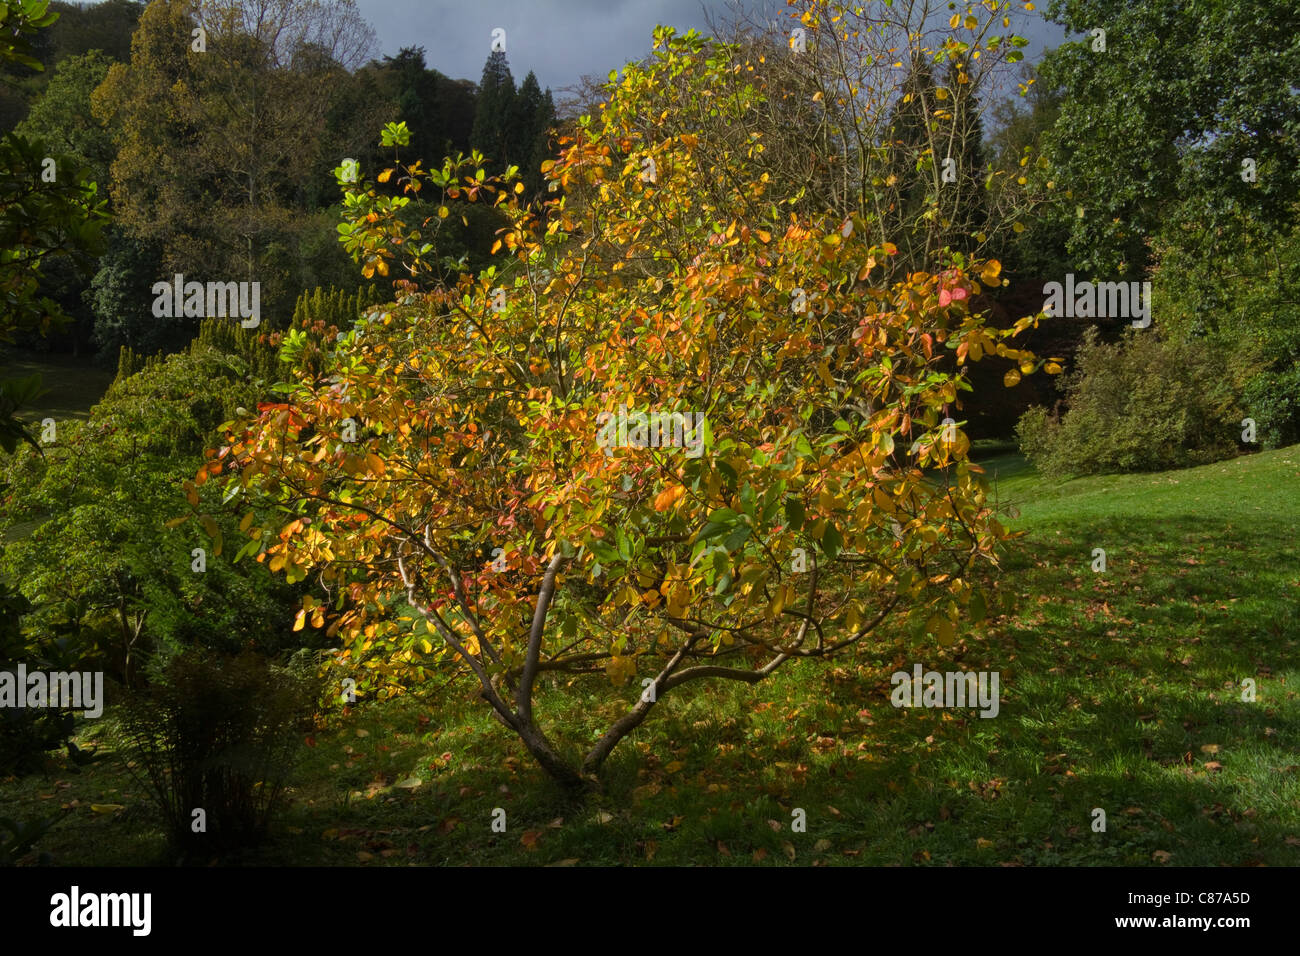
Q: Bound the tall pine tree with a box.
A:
[384,46,442,167]
[470,49,515,174]
[513,70,556,197]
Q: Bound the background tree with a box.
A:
[0,0,109,449]
[0,0,142,133]
[1039,0,1300,278]
[87,233,178,358]
[512,70,556,198]
[469,47,515,174]
[92,0,378,322]
[382,46,441,165]
[14,50,114,186]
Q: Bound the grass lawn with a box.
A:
[8,447,1299,866]
[2,349,114,426]
[0,351,114,544]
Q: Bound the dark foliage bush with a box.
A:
[116,649,319,858]
[1016,328,1243,477]
[0,579,84,776]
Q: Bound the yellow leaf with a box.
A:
[927,614,956,645]
[1003,369,1021,387]
[514,182,525,194]
[377,168,393,183]
[438,206,449,218]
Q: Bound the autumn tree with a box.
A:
[208,12,1051,794]
[92,0,378,319]
[676,1,1046,280]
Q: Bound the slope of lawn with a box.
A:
[1,350,114,544]
[10,447,1299,866]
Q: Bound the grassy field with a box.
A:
[8,446,1299,866]
[0,351,114,544]
[1,349,114,426]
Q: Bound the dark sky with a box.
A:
[354,0,1069,95]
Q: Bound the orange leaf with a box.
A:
[652,485,685,511]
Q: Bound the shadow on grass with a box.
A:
[11,511,1297,865]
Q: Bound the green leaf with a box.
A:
[821,523,842,560]
[784,497,805,530]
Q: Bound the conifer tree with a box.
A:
[469,48,516,173]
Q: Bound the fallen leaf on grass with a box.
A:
[1152,850,1172,863]
[519,829,543,849]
